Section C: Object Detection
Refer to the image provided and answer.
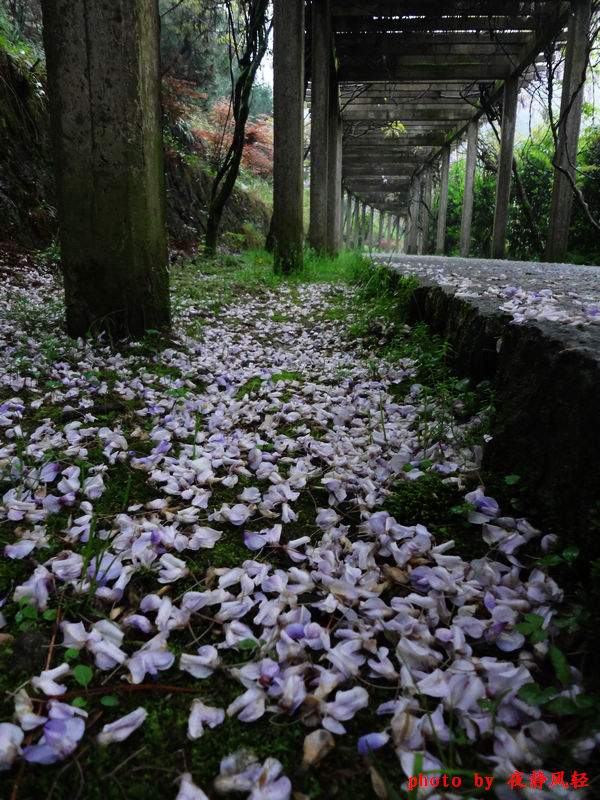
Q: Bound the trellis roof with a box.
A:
[307,1,571,213]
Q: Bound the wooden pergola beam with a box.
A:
[338,59,514,83]
[333,15,541,33]
[331,0,564,15]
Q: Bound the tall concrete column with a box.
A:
[41,0,169,338]
[491,75,519,259]
[272,0,304,273]
[406,176,421,254]
[377,210,383,250]
[395,216,401,252]
[460,120,478,258]
[359,202,367,249]
[327,102,342,254]
[352,195,360,247]
[421,170,433,255]
[343,191,351,246]
[309,0,330,252]
[384,214,391,250]
[545,0,592,262]
[435,146,451,255]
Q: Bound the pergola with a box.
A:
[271,0,592,271]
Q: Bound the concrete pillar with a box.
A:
[359,202,367,249]
[421,170,433,255]
[377,210,383,250]
[395,216,401,252]
[352,195,360,247]
[384,214,391,250]
[545,0,592,262]
[343,191,352,246]
[435,146,451,255]
[41,0,169,338]
[406,176,421,254]
[491,75,519,259]
[272,0,304,273]
[460,120,478,258]
[309,0,330,252]
[327,103,342,254]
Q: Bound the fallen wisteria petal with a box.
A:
[0,268,594,791]
[226,687,266,722]
[175,773,210,800]
[187,699,225,739]
[0,723,24,770]
[97,707,148,745]
[31,663,70,696]
[158,552,190,583]
[357,731,390,755]
[248,775,292,800]
[179,645,221,678]
[323,687,369,722]
[4,539,36,559]
[24,716,85,764]
[126,637,175,684]
[188,525,222,549]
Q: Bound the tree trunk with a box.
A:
[204,0,270,255]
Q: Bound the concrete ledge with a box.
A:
[382,254,600,547]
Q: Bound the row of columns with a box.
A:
[273,0,591,270]
[340,194,404,251]
[410,0,589,262]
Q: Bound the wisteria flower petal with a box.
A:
[97,707,148,745]
[0,723,24,770]
[176,773,211,800]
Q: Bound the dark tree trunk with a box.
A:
[204,0,270,255]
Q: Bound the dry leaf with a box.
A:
[301,728,335,769]
[370,765,389,799]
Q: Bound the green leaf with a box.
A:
[100,695,120,707]
[504,474,521,486]
[562,545,579,566]
[517,683,556,706]
[536,554,564,567]
[530,628,549,644]
[22,605,38,620]
[548,644,572,687]
[64,648,80,661]
[545,696,578,715]
[523,613,544,626]
[43,609,58,621]
[403,463,415,472]
[455,378,470,392]
[73,664,93,688]
[575,694,597,710]
[516,622,533,635]
[236,638,258,651]
[72,697,87,708]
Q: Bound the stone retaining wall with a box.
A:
[385,255,600,550]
